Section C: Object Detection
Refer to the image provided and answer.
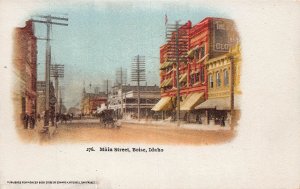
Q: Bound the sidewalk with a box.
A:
[121,119,231,131]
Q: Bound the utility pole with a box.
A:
[175,21,180,127]
[104,79,110,109]
[116,67,127,116]
[165,21,189,126]
[32,15,68,128]
[50,64,64,116]
[230,56,235,131]
[131,55,146,121]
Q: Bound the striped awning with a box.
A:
[179,73,187,83]
[187,45,199,58]
[180,92,205,111]
[160,61,173,69]
[160,78,172,88]
[151,97,172,111]
[195,96,241,110]
[164,78,173,87]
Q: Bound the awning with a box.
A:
[160,80,166,88]
[160,61,173,69]
[179,73,187,83]
[195,96,241,110]
[151,97,173,111]
[164,78,173,87]
[180,92,205,111]
[196,54,209,63]
[160,78,172,88]
[187,45,199,58]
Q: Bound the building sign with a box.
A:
[212,19,238,52]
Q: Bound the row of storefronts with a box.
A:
[152,17,241,126]
[12,20,38,128]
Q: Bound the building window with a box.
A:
[224,69,229,86]
[195,72,200,83]
[209,74,213,88]
[200,67,205,82]
[200,45,205,59]
[194,49,199,61]
[190,73,194,85]
[22,97,26,113]
[216,72,221,87]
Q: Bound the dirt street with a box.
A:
[42,119,235,145]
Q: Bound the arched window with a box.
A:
[216,72,221,87]
[224,69,229,86]
[209,74,213,88]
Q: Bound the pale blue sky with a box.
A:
[31,2,228,108]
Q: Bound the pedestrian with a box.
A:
[30,113,35,129]
[37,113,41,122]
[221,116,225,127]
[23,112,29,129]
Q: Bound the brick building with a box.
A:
[153,17,239,122]
[109,85,160,118]
[12,20,37,127]
[81,88,107,115]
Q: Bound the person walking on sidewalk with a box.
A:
[23,112,29,129]
[221,116,225,127]
[30,113,36,129]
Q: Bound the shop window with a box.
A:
[216,72,221,87]
[209,74,213,88]
[224,69,229,86]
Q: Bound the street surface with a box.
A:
[17,119,235,145]
[45,119,235,145]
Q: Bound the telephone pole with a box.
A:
[230,55,235,131]
[166,21,189,126]
[116,67,127,116]
[104,79,111,109]
[50,64,64,116]
[32,15,68,128]
[131,55,145,121]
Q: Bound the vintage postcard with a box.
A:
[0,0,299,189]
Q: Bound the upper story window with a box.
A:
[224,69,229,86]
[190,73,194,85]
[195,72,200,83]
[200,67,205,83]
[194,49,199,61]
[216,72,221,87]
[200,45,205,59]
[209,74,213,88]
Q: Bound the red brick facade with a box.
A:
[13,20,37,125]
[160,17,238,101]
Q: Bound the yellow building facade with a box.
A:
[195,44,241,125]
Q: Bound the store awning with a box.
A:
[187,45,199,58]
[151,97,172,111]
[164,78,172,87]
[160,61,173,69]
[179,73,187,83]
[160,80,166,88]
[195,96,241,110]
[160,78,172,88]
[180,92,205,111]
